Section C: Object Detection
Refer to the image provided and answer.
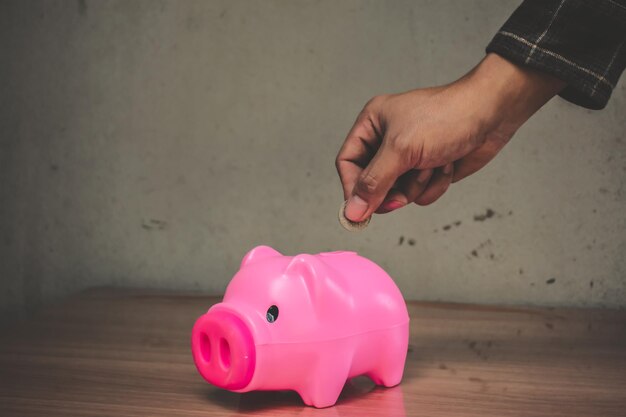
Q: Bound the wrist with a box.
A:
[466,53,566,132]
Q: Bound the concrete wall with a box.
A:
[1,0,625,320]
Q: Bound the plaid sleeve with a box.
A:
[486,0,626,110]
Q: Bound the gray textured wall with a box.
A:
[1,0,625,320]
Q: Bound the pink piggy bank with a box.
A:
[191,246,409,408]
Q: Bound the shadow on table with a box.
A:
[201,376,406,416]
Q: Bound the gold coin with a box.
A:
[338,200,370,232]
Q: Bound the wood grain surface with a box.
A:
[1,288,625,417]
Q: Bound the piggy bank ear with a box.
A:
[240,245,282,269]
[285,254,327,304]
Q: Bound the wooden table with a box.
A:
[1,288,625,417]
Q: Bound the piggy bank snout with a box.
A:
[191,309,256,390]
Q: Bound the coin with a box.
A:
[338,200,370,232]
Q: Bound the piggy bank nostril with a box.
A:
[191,309,255,390]
[219,338,231,369]
[199,333,212,363]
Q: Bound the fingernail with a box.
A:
[443,164,452,175]
[381,200,405,212]
[345,195,369,222]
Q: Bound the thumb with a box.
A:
[345,143,402,222]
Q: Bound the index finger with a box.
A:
[335,114,382,200]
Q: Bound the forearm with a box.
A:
[486,0,626,110]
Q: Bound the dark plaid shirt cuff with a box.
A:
[487,0,626,110]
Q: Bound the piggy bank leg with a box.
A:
[296,358,351,408]
[368,326,408,387]
[368,362,404,387]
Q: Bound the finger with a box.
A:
[345,143,403,222]
[401,168,434,203]
[336,115,382,200]
[415,163,454,206]
[376,169,434,213]
[453,134,509,183]
[375,188,407,214]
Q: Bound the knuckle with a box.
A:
[388,135,411,154]
[415,193,437,206]
[385,137,417,169]
[356,172,380,196]
[365,95,382,108]
[363,94,389,113]
[415,182,450,206]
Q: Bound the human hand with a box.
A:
[336,53,565,222]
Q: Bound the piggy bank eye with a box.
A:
[266,305,279,323]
